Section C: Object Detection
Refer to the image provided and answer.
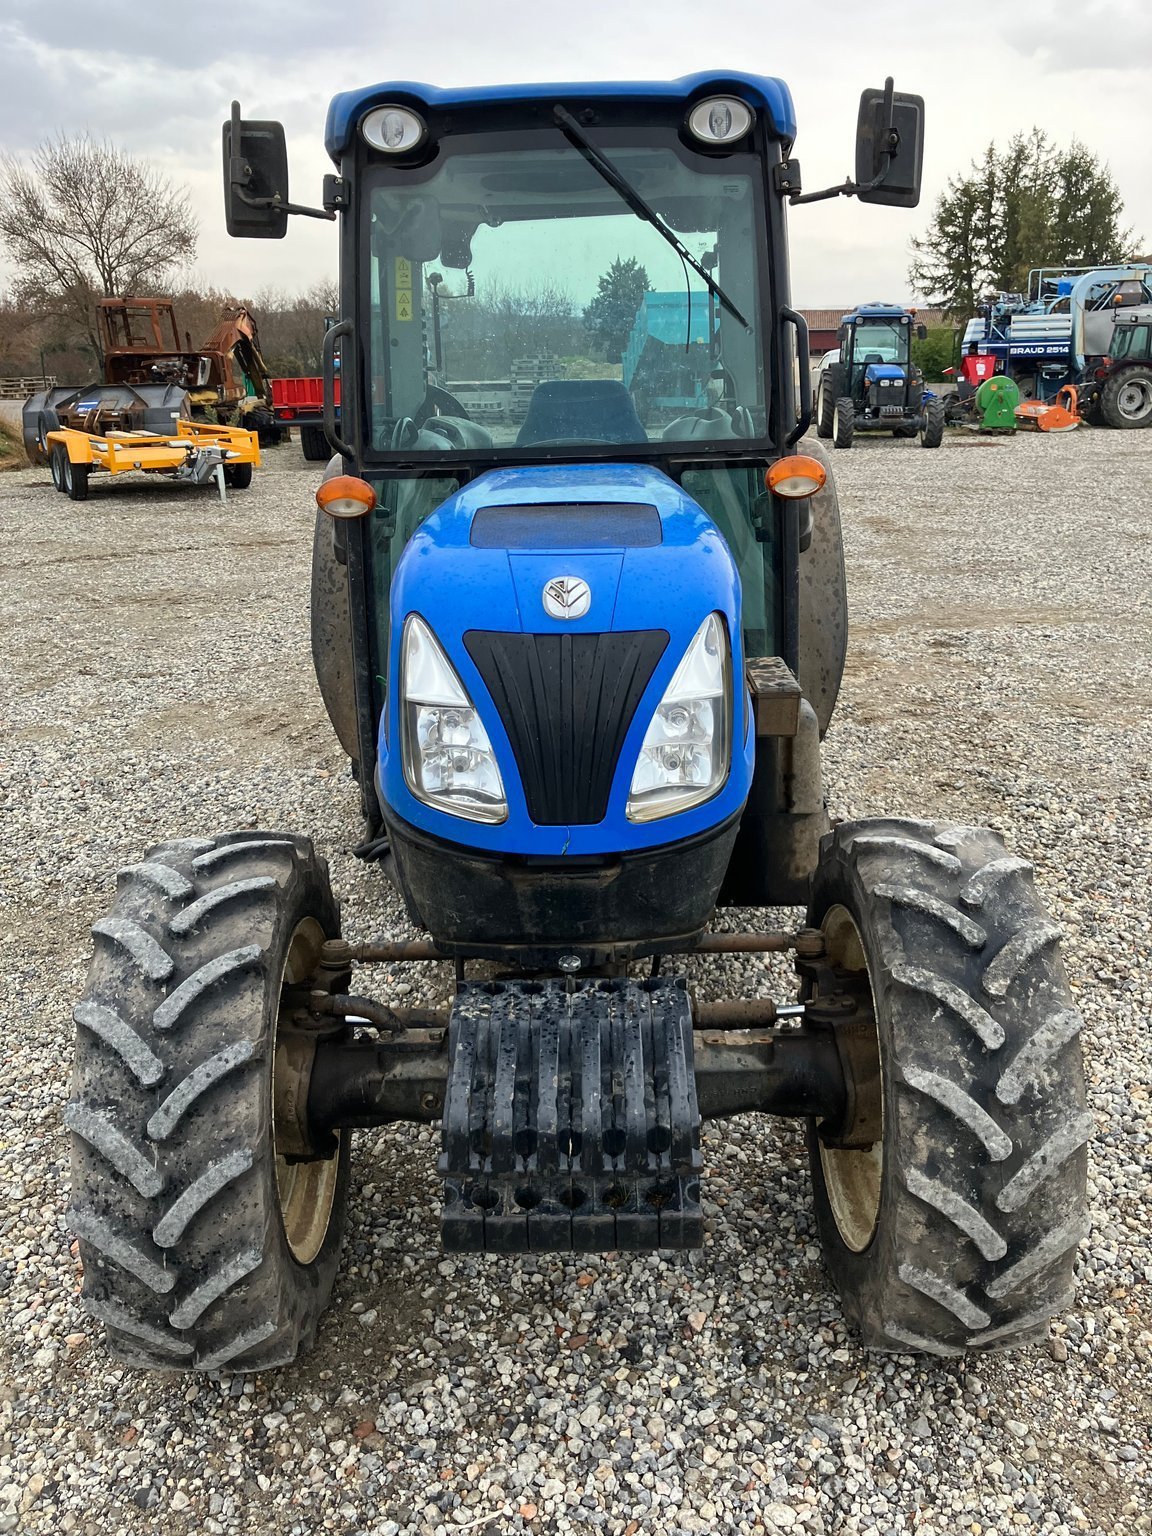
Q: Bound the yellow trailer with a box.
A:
[45,419,260,501]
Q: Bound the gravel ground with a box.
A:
[0,426,1149,1535]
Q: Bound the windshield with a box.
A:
[1113,322,1151,361]
[362,129,768,455]
[850,321,907,366]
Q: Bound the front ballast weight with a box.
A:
[302,933,849,1257]
[440,978,706,1253]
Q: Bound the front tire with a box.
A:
[36,408,61,467]
[67,832,349,1373]
[815,386,831,439]
[806,818,1088,1355]
[50,443,68,492]
[921,398,945,447]
[816,370,840,439]
[833,397,854,449]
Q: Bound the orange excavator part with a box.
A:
[1015,384,1081,432]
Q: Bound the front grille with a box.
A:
[465,630,668,825]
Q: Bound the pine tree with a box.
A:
[909,132,1137,315]
[583,257,651,361]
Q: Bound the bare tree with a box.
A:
[0,135,198,361]
[252,280,341,373]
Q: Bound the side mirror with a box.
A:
[855,81,924,208]
[917,324,929,341]
[222,102,289,239]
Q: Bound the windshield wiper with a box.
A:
[552,104,752,333]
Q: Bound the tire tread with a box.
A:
[68,833,347,1373]
[809,818,1089,1353]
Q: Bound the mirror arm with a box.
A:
[788,178,857,207]
[788,166,892,205]
[787,76,900,206]
[231,185,336,223]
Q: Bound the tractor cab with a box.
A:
[1109,308,1152,361]
[838,304,915,393]
[287,77,853,950]
[814,302,941,448]
[334,81,792,705]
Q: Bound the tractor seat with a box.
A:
[516,380,647,446]
[861,353,885,365]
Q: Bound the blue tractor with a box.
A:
[815,303,943,448]
[67,75,1087,1373]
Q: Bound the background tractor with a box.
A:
[1083,307,1152,429]
[815,303,944,448]
[66,74,1088,1376]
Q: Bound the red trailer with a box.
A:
[271,377,339,460]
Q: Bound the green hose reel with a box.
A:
[974,376,1020,431]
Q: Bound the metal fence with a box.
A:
[0,377,56,400]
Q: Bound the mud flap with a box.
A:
[440,978,703,1253]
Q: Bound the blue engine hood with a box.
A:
[864,363,907,384]
[391,463,737,637]
[379,462,754,856]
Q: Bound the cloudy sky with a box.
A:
[1,0,1149,307]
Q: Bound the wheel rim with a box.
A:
[817,904,884,1253]
[1116,378,1152,420]
[273,917,341,1265]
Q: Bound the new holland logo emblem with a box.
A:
[542,576,591,620]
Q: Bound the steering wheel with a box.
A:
[412,385,472,427]
[424,417,473,448]
[391,415,480,451]
[390,416,419,451]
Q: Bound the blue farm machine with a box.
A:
[622,291,716,414]
[961,264,1152,421]
[814,303,943,448]
[65,74,1088,1373]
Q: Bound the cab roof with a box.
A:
[324,73,796,162]
[842,303,913,324]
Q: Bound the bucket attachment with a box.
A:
[440,978,703,1253]
[1015,385,1080,432]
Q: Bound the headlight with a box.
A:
[626,613,731,822]
[361,105,426,153]
[686,96,754,145]
[401,615,506,823]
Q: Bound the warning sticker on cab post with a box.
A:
[395,257,413,321]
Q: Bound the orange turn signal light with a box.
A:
[765,454,827,500]
[316,475,376,519]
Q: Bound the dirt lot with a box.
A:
[0,427,1149,1535]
